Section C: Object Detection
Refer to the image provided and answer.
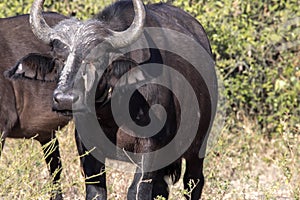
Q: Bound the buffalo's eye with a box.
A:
[50,39,69,61]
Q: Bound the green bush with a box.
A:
[1,0,299,135]
[0,0,108,19]
[173,0,300,135]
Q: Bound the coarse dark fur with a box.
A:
[0,13,69,200]
[8,1,218,200]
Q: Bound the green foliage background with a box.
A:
[1,0,299,135]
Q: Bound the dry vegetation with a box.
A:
[1,116,299,200]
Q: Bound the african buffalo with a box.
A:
[0,13,69,200]
[8,0,218,199]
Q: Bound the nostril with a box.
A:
[53,89,62,104]
[71,92,79,103]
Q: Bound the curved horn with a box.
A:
[108,0,146,48]
[30,0,55,44]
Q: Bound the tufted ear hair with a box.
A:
[4,53,59,82]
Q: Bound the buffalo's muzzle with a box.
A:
[52,88,79,112]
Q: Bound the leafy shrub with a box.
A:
[173,0,300,135]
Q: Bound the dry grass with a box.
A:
[0,116,299,200]
[203,115,300,200]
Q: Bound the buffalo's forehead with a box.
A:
[53,19,111,54]
[53,19,82,47]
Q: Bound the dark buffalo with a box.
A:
[0,13,69,200]
[8,0,218,199]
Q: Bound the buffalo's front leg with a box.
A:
[127,159,181,200]
[127,167,155,200]
[75,130,107,200]
[39,137,63,200]
[127,149,161,200]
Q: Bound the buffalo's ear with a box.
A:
[4,53,59,82]
[118,31,163,78]
[110,57,160,87]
